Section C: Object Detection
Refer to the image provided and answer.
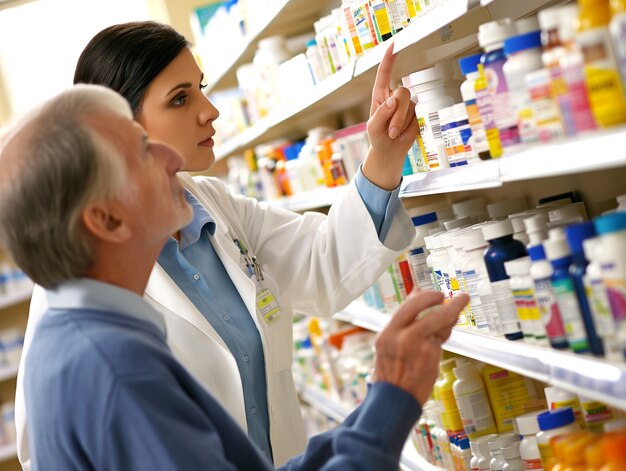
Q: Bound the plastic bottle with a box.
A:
[407,211,440,291]
[516,410,546,471]
[600,433,626,470]
[439,359,465,437]
[482,220,528,340]
[460,230,494,332]
[583,237,621,360]
[454,196,489,222]
[489,433,519,471]
[441,105,471,167]
[471,439,483,471]
[565,221,605,355]
[487,197,529,221]
[369,0,393,41]
[503,30,545,144]
[478,19,520,148]
[505,257,548,344]
[482,364,537,433]
[544,230,591,353]
[453,359,497,439]
[458,436,473,471]
[578,394,619,433]
[385,0,410,34]
[544,387,586,429]
[412,63,455,171]
[556,5,598,135]
[576,0,626,127]
[254,36,291,112]
[350,1,376,52]
[502,443,524,471]
[536,408,580,467]
[525,213,550,247]
[593,212,626,358]
[611,0,626,87]
[477,435,497,470]
[508,214,531,246]
[529,243,569,349]
[460,53,492,160]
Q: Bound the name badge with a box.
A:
[256,289,281,323]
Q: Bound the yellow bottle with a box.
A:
[600,433,626,470]
[438,359,464,436]
[474,64,504,158]
[610,0,626,86]
[585,438,606,470]
[576,0,626,126]
[482,364,538,432]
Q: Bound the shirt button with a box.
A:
[223,315,230,322]
[251,407,257,415]
[243,355,250,362]
[192,274,200,281]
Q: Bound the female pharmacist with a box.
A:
[15,21,419,469]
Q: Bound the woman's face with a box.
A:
[137,48,219,172]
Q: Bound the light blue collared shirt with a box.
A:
[156,168,401,460]
[46,278,166,336]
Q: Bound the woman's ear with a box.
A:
[81,201,131,243]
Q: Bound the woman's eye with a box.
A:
[172,95,187,106]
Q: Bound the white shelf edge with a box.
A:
[0,442,16,462]
[267,186,348,211]
[335,302,626,412]
[0,283,33,310]
[298,384,432,471]
[204,0,291,93]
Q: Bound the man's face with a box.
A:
[91,112,193,245]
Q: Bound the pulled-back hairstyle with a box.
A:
[74,21,190,117]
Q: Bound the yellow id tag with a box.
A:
[256,289,281,323]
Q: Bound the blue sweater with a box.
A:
[25,298,422,470]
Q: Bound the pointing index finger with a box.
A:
[370,44,397,115]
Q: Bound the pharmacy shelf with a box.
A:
[298,384,439,471]
[203,0,338,92]
[0,364,18,383]
[267,185,348,212]
[213,0,565,161]
[0,442,17,462]
[334,301,626,412]
[400,127,626,198]
[0,282,33,311]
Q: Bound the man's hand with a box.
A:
[362,45,420,190]
[372,289,469,405]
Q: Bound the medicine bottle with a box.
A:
[412,63,455,171]
[488,433,518,471]
[593,212,626,359]
[515,410,546,471]
[477,19,520,148]
[482,220,527,340]
[459,53,492,160]
[536,408,580,467]
[503,30,544,144]
[501,443,523,471]
[453,359,497,439]
[476,435,497,470]
[407,212,440,291]
[460,230,493,332]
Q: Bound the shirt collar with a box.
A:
[46,278,167,337]
[178,189,216,250]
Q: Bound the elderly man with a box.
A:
[0,85,467,470]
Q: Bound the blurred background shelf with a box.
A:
[0,284,33,311]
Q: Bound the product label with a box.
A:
[581,400,615,433]
[512,286,532,338]
[417,111,445,170]
[584,277,614,335]
[463,269,488,329]
[351,5,374,51]
[552,278,590,352]
[522,458,544,470]
[409,248,437,290]
[343,6,364,56]
[465,98,490,155]
[491,280,521,335]
[538,441,553,464]
[613,16,626,84]
[484,57,519,147]
[475,64,503,158]
[527,73,565,142]
[581,29,626,126]
[485,369,535,432]
[371,2,392,37]
[455,388,496,438]
[550,398,585,428]
[534,277,568,345]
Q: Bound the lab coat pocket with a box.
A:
[256,270,293,373]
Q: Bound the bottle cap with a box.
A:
[594,212,626,236]
[411,211,438,228]
[458,437,470,450]
[543,237,570,261]
[409,62,454,93]
[477,438,494,459]
[616,194,626,207]
[528,244,546,262]
[537,407,576,431]
[515,16,540,34]
[482,219,514,241]
[558,5,580,43]
[538,7,561,31]
[548,202,588,222]
[478,18,516,49]
[440,358,456,373]
[564,221,596,255]
[524,213,549,235]
[582,237,601,261]
[488,433,517,452]
[459,53,483,75]
[461,229,488,251]
[453,196,487,219]
[453,360,477,379]
[488,197,528,220]
[504,30,542,56]
[516,409,546,435]
[444,216,474,231]
[502,443,521,460]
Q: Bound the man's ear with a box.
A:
[81,201,131,243]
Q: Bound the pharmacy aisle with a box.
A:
[202,0,626,469]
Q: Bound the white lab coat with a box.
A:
[16,173,415,468]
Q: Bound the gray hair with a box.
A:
[0,85,131,288]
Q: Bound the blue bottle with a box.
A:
[565,221,604,355]
[482,220,527,340]
[544,231,590,353]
